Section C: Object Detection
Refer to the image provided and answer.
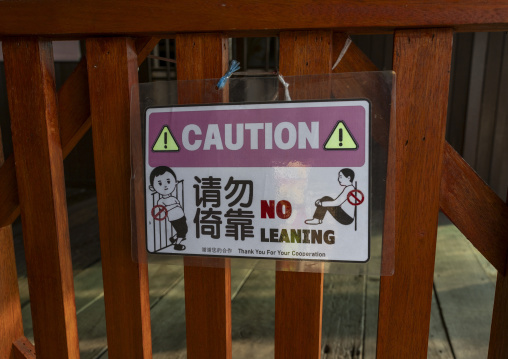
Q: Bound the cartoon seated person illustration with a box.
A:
[305,168,356,226]
[149,166,188,251]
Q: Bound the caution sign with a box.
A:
[152,126,179,152]
[144,100,370,262]
[324,121,358,150]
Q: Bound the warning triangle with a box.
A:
[324,121,358,150]
[152,126,179,152]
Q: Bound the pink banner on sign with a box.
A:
[148,103,367,168]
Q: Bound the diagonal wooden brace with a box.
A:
[440,142,508,274]
[333,33,508,275]
[12,337,36,359]
[0,37,159,227]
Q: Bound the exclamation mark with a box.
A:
[339,128,343,147]
[164,132,168,149]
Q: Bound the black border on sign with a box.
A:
[142,99,372,264]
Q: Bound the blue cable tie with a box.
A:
[216,60,241,90]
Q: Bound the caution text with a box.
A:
[182,122,319,151]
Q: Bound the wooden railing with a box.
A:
[0,1,507,358]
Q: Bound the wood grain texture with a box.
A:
[182,258,232,359]
[12,337,36,359]
[488,192,508,358]
[275,270,324,359]
[376,29,454,359]
[20,261,183,359]
[0,1,507,36]
[440,143,508,274]
[329,36,397,358]
[135,37,161,65]
[275,30,332,359]
[332,33,378,73]
[0,224,22,359]
[0,109,23,359]
[176,33,228,103]
[86,37,152,359]
[0,157,20,227]
[277,31,333,102]
[279,31,332,76]
[3,38,80,359]
[175,33,232,359]
[0,37,158,228]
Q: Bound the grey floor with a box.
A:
[13,189,496,358]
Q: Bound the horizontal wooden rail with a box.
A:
[0,37,159,228]
[0,1,507,36]
[440,142,508,274]
[12,337,36,359]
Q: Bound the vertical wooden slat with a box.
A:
[175,33,232,359]
[86,38,151,359]
[0,38,159,229]
[3,38,80,359]
[376,29,454,358]
[487,191,508,358]
[0,89,23,358]
[275,30,332,359]
[0,226,21,359]
[279,31,332,76]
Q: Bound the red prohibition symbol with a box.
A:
[151,205,168,221]
[347,189,365,206]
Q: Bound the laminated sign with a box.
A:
[145,101,370,262]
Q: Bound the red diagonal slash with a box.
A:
[347,189,365,206]
[151,205,168,221]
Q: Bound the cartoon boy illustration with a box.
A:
[305,168,356,225]
[149,166,188,251]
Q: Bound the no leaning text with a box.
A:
[260,228,335,244]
